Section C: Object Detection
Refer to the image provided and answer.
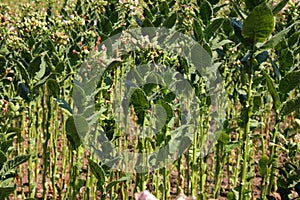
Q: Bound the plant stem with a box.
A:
[239,51,254,200]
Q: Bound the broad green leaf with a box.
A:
[153,15,163,27]
[260,27,291,49]
[16,61,30,84]
[272,0,289,15]
[110,11,119,24]
[242,3,274,44]
[262,70,281,110]
[101,16,113,34]
[193,19,203,42]
[46,79,60,97]
[199,0,212,25]
[245,0,266,11]
[279,70,300,94]
[66,115,88,150]
[56,98,73,115]
[258,155,269,177]
[72,84,86,113]
[157,100,173,124]
[28,54,47,81]
[88,159,106,184]
[159,1,169,16]
[163,12,177,28]
[142,17,154,27]
[130,88,149,125]
[143,7,153,21]
[280,96,300,116]
[204,18,224,40]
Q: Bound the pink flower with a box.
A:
[134,190,157,200]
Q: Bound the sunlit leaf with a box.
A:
[242,3,274,44]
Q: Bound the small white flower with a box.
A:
[101,44,107,52]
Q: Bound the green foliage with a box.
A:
[0,0,299,199]
[242,3,274,45]
[0,128,30,199]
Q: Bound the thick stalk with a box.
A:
[239,52,254,199]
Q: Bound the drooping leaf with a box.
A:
[255,51,269,64]
[55,98,73,115]
[143,7,153,21]
[101,16,113,34]
[66,115,88,150]
[261,27,291,49]
[88,159,106,184]
[28,54,47,81]
[279,70,300,94]
[270,58,281,80]
[135,16,143,27]
[272,0,289,15]
[193,19,203,42]
[162,12,177,28]
[218,131,230,145]
[262,70,281,110]
[204,18,224,40]
[106,176,130,192]
[280,96,300,116]
[16,60,30,84]
[130,88,149,125]
[199,0,212,25]
[46,79,60,97]
[18,82,30,102]
[242,3,274,44]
